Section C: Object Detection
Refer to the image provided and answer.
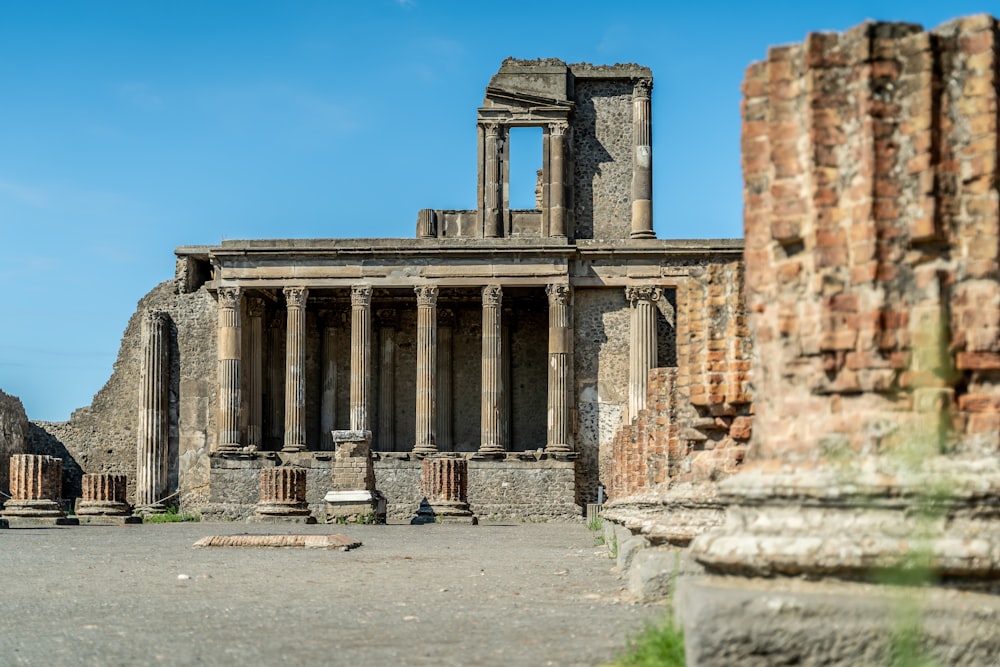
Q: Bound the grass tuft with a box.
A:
[143,506,200,523]
[611,615,685,667]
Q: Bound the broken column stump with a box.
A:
[412,455,477,525]
[682,16,1000,665]
[2,454,78,526]
[76,473,142,524]
[324,430,384,524]
[251,466,316,524]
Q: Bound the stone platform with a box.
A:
[676,576,1000,666]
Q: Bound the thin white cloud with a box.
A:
[597,23,629,54]
[118,83,164,111]
[200,83,363,135]
[396,0,416,8]
[0,179,51,208]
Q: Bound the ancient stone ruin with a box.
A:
[24,57,744,525]
[4,18,998,660]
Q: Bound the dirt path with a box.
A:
[0,522,664,666]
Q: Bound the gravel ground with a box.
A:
[0,521,665,666]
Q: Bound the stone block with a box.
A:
[676,576,1000,667]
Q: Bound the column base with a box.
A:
[412,499,478,525]
[77,514,143,525]
[1,499,66,518]
[4,515,79,527]
[690,460,1000,582]
[77,501,133,517]
[248,513,317,524]
[280,444,307,453]
[412,443,439,456]
[475,444,505,459]
[629,230,656,240]
[544,443,573,454]
[217,443,243,453]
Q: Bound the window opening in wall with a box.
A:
[508,126,543,210]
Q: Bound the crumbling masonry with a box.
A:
[16,58,746,523]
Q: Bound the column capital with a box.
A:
[414,285,439,307]
[217,286,242,309]
[144,309,170,327]
[351,284,373,307]
[546,283,572,306]
[549,121,569,137]
[482,284,503,307]
[626,285,662,305]
[247,297,266,318]
[283,286,308,308]
[482,122,501,137]
[633,78,653,99]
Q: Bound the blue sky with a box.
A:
[0,1,993,421]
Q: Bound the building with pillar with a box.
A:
[31,59,746,522]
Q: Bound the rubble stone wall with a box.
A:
[571,79,634,241]
[0,389,30,497]
[29,280,217,507]
[375,455,579,522]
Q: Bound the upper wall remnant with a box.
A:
[417,59,655,243]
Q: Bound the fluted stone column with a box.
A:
[546,284,573,453]
[282,287,308,452]
[413,455,476,524]
[630,78,655,239]
[376,309,397,451]
[2,455,68,520]
[320,311,338,450]
[501,310,512,451]
[483,123,502,238]
[479,285,504,456]
[253,467,315,523]
[437,309,455,451]
[265,310,284,449]
[216,287,242,452]
[627,286,661,420]
[549,121,568,238]
[350,284,373,431]
[413,286,439,454]
[246,297,265,449]
[137,309,170,512]
[78,473,137,522]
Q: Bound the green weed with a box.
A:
[142,506,200,523]
[611,614,685,667]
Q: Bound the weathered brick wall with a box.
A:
[0,389,30,497]
[742,16,1000,460]
[607,259,753,502]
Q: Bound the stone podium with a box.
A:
[324,430,384,523]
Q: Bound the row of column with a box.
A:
[215,283,662,454]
